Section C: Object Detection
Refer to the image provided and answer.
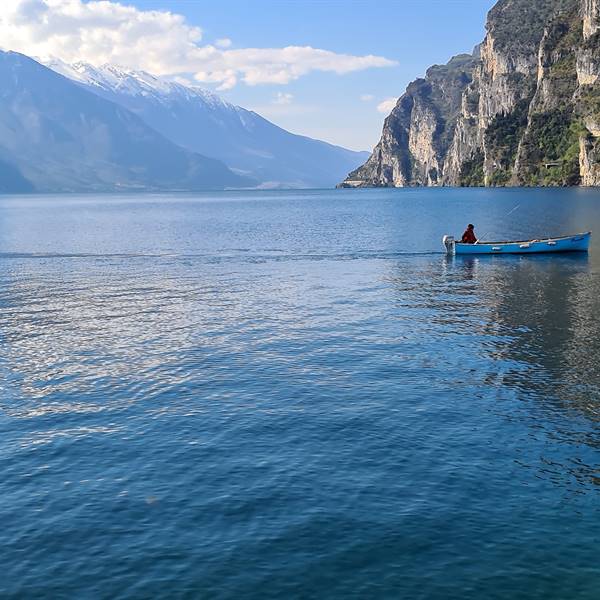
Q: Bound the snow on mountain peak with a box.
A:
[43,58,232,110]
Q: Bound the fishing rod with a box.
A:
[476,203,520,243]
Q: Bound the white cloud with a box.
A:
[377,97,398,114]
[172,75,195,86]
[360,94,374,101]
[0,0,397,90]
[273,92,293,105]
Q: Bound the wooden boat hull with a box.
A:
[443,232,591,255]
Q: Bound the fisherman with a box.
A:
[461,224,477,244]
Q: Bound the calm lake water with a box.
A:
[1,187,600,598]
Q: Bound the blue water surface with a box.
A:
[1,187,600,598]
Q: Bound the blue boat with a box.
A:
[443,232,591,255]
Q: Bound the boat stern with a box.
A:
[442,235,456,255]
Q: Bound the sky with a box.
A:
[0,0,496,150]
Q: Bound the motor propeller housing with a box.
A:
[442,235,455,255]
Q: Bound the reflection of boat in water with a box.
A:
[442,232,591,255]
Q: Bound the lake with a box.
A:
[1,187,600,598]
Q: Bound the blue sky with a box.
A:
[132,0,495,150]
[2,0,496,150]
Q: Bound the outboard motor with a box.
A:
[442,235,455,255]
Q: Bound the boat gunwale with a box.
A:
[455,231,591,247]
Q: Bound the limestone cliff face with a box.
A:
[341,55,476,187]
[578,0,600,184]
[578,0,600,85]
[583,0,600,38]
[443,4,543,187]
[341,0,600,188]
[580,135,600,183]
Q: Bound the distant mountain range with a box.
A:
[0,51,367,194]
[46,59,369,190]
[0,51,248,193]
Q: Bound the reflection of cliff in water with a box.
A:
[469,255,598,414]
[452,254,600,487]
[387,253,599,488]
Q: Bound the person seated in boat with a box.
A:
[461,224,477,244]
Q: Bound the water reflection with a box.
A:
[2,246,600,494]
[0,254,366,429]
[443,254,600,488]
[0,259,255,425]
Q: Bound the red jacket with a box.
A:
[461,229,477,244]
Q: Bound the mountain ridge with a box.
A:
[46,59,369,189]
[0,51,250,193]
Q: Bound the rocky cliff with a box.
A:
[342,54,477,187]
[341,0,600,188]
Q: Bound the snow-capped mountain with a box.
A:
[46,59,369,189]
[46,59,230,109]
[0,51,248,193]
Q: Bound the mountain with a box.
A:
[340,0,600,188]
[46,60,369,189]
[341,54,478,187]
[0,51,249,193]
